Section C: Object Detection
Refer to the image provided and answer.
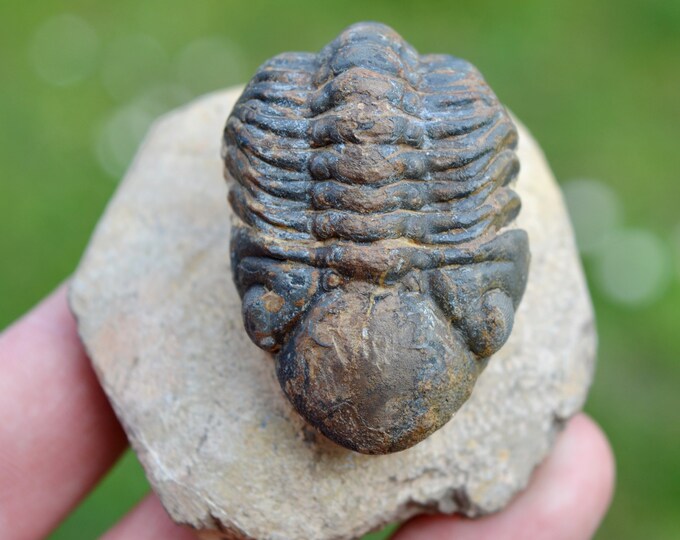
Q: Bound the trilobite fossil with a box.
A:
[222,22,530,454]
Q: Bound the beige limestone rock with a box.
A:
[70,87,596,540]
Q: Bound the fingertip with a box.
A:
[393,413,615,540]
[548,413,616,532]
[565,413,616,493]
[102,493,198,540]
[0,282,128,539]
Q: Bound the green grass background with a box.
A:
[1,1,679,538]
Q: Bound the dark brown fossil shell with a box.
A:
[222,22,530,454]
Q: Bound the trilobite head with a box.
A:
[222,22,530,454]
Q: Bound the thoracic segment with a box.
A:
[224,22,520,255]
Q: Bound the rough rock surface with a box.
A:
[70,87,596,540]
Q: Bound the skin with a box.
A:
[0,283,615,540]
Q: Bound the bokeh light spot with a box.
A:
[101,34,169,101]
[177,36,245,95]
[93,84,193,179]
[562,178,622,256]
[595,228,672,306]
[133,84,194,118]
[94,104,155,179]
[29,14,99,86]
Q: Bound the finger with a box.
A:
[0,283,128,540]
[101,493,198,540]
[393,414,615,540]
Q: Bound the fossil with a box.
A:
[222,22,530,454]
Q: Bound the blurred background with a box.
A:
[1,0,678,538]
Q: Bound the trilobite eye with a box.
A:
[242,286,283,352]
[461,289,515,358]
[236,259,321,352]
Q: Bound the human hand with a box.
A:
[0,284,614,540]
[392,411,615,540]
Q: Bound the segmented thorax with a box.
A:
[223,23,530,454]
